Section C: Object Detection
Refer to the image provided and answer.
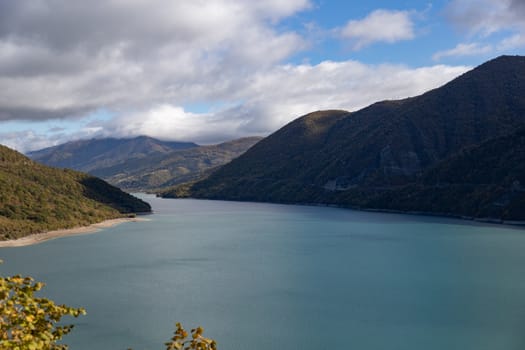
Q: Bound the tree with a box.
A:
[1,262,216,350]
[164,323,217,350]
[0,268,86,350]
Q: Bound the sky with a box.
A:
[1,0,524,152]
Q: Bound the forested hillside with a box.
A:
[0,145,151,240]
[162,55,525,222]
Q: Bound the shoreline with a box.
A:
[0,217,148,248]
[162,196,525,228]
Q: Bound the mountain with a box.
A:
[29,136,261,191]
[91,137,263,191]
[328,127,525,221]
[0,144,151,240]
[161,55,525,222]
[28,136,198,173]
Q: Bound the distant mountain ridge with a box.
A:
[162,55,525,222]
[0,144,151,240]
[92,137,263,191]
[29,136,262,191]
[28,136,198,173]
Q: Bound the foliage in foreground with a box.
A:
[164,323,217,350]
[0,272,86,350]
[1,265,216,350]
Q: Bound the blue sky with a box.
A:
[282,1,443,65]
[0,0,524,152]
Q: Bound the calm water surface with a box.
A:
[1,195,525,350]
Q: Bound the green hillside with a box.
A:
[161,55,525,222]
[0,145,151,240]
[328,128,525,221]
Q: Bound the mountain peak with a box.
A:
[480,54,525,66]
[165,55,525,221]
[443,54,525,90]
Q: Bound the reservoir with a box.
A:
[1,195,524,349]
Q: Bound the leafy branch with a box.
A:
[0,272,86,350]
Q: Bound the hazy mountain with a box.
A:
[0,144,151,240]
[28,136,198,173]
[161,55,525,222]
[92,136,263,191]
[29,136,261,191]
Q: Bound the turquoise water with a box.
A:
[1,195,525,350]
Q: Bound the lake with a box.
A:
[1,195,525,350]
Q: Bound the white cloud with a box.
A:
[498,33,525,50]
[0,1,475,152]
[446,0,525,36]
[3,59,469,152]
[432,42,493,61]
[340,9,415,50]
[0,0,311,121]
[442,0,525,58]
[71,61,469,145]
[105,105,243,144]
[1,130,61,153]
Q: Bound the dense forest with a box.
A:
[0,145,150,240]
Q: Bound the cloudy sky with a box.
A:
[1,0,524,152]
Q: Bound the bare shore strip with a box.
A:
[0,217,148,248]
